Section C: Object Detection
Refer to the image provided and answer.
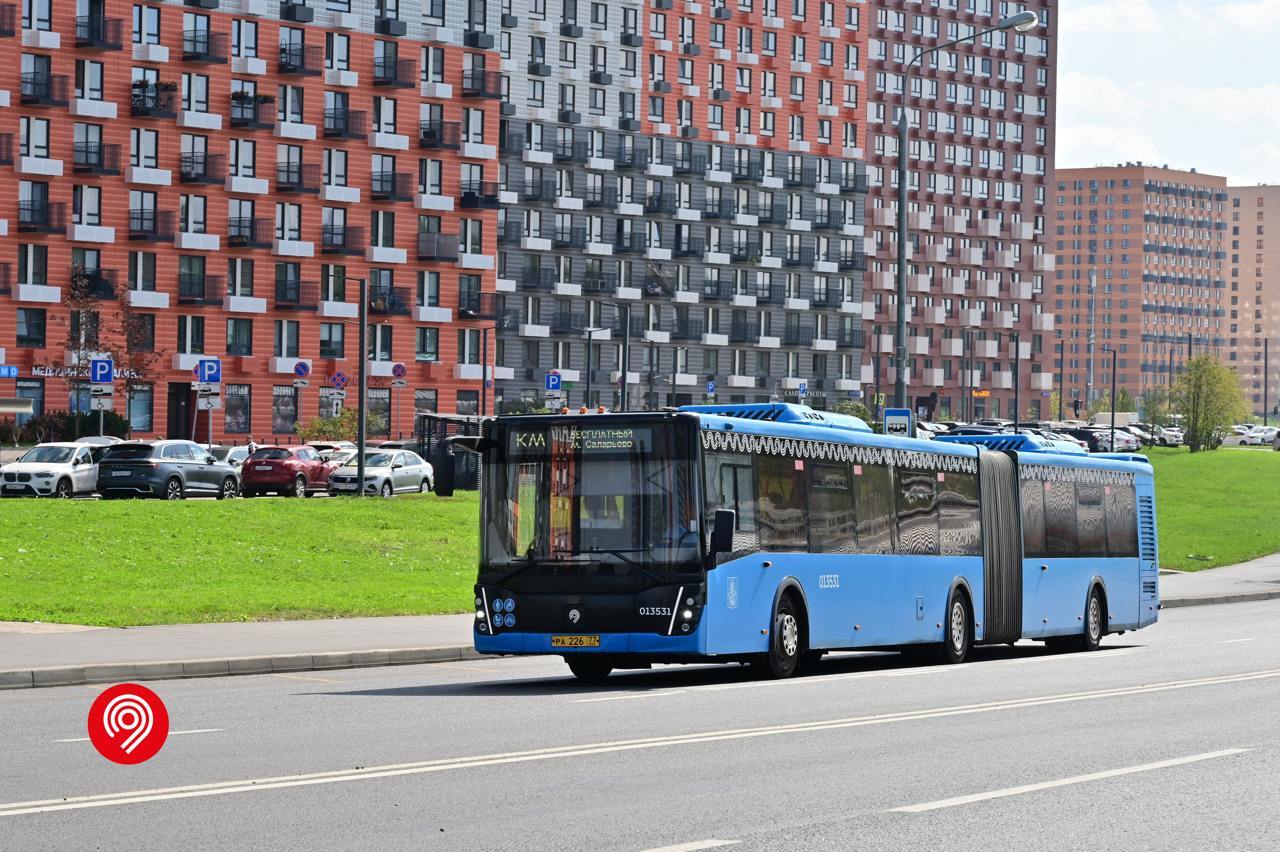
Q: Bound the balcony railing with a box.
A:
[73,143,122,176]
[18,201,66,233]
[128,209,175,241]
[731,159,764,181]
[373,57,415,87]
[704,199,733,219]
[323,108,367,139]
[417,232,460,261]
[519,179,556,203]
[673,154,706,174]
[130,84,177,118]
[729,323,759,343]
[584,187,617,208]
[552,227,586,249]
[782,326,816,346]
[833,251,867,271]
[839,173,869,194]
[183,30,228,63]
[643,194,676,214]
[276,162,321,193]
[460,180,499,208]
[70,267,118,300]
[674,238,705,257]
[20,73,69,107]
[179,152,225,183]
[583,274,618,294]
[642,277,672,297]
[367,285,411,316]
[814,210,845,230]
[701,281,731,302]
[227,217,270,248]
[672,320,704,341]
[784,168,817,188]
[783,246,816,267]
[321,225,365,255]
[613,234,646,254]
[550,312,584,334]
[370,171,413,201]
[76,15,123,50]
[497,222,520,245]
[177,273,223,305]
[457,292,500,320]
[552,139,589,163]
[418,120,461,149]
[229,96,274,128]
[278,44,322,76]
[836,329,865,349]
[614,148,648,169]
[729,242,762,263]
[519,268,556,291]
[461,69,502,98]
[274,279,318,311]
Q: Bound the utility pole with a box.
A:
[584,328,594,410]
[1265,338,1270,427]
[1057,339,1065,420]
[356,277,367,497]
[479,326,489,418]
[1102,345,1117,452]
[1011,331,1021,432]
[1086,267,1097,404]
[620,303,631,411]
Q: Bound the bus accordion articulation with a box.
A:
[459,403,1158,682]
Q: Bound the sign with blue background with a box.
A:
[545,372,562,392]
[89,358,114,385]
[197,358,221,383]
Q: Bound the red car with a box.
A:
[241,446,335,497]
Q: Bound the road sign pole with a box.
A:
[208,399,213,451]
[99,407,104,438]
[357,278,367,497]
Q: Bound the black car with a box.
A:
[97,440,240,500]
[1060,428,1109,453]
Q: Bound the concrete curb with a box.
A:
[3,590,1278,690]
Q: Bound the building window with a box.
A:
[456,390,479,416]
[16,308,46,348]
[367,388,391,435]
[319,323,345,359]
[274,319,300,358]
[272,385,298,434]
[15,379,44,427]
[414,389,438,414]
[227,318,253,355]
[128,384,154,433]
[416,327,439,361]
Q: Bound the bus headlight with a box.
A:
[475,610,486,620]
[682,609,694,620]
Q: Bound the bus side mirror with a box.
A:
[710,509,736,555]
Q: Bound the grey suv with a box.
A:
[97,441,240,500]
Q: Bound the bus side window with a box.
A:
[704,451,758,554]
[808,462,855,553]
[1043,478,1078,557]
[938,471,981,557]
[1104,482,1138,557]
[755,455,808,552]
[853,463,895,554]
[895,467,940,556]
[1075,483,1107,558]
[1020,479,1047,558]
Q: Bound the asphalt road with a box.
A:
[3,601,1280,850]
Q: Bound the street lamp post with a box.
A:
[1102,345,1118,453]
[894,10,1039,410]
[1057,339,1067,421]
[583,326,608,409]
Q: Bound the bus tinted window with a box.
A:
[1021,480,1046,558]
[895,468,940,556]
[938,471,982,556]
[756,455,808,552]
[808,463,856,553]
[704,451,759,554]
[1043,480,1078,557]
[1105,482,1138,557]
[853,463,895,554]
[1076,484,1107,557]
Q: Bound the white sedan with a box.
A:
[1243,425,1278,445]
[326,450,434,497]
[0,442,105,497]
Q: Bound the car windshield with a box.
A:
[481,419,701,591]
[104,445,155,460]
[211,448,231,461]
[250,448,293,460]
[355,453,395,468]
[18,446,75,464]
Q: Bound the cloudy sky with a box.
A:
[1057,0,1280,185]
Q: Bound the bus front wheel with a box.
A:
[566,657,613,683]
[753,594,803,679]
[941,588,973,664]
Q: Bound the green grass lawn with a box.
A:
[2,446,1277,627]
[1146,446,1280,571]
[0,493,481,627]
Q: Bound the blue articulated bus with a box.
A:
[460,403,1159,682]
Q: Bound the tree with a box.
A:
[831,400,881,431]
[297,407,387,443]
[1139,389,1170,426]
[1116,387,1136,413]
[1171,355,1250,453]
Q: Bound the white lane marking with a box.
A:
[1221,639,1256,644]
[890,748,1250,813]
[642,841,740,852]
[5,668,1279,818]
[271,673,341,684]
[53,729,224,744]
[575,690,687,703]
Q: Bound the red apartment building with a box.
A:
[0,0,499,443]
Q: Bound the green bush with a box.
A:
[19,410,130,444]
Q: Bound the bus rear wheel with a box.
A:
[566,657,612,683]
[940,588,973,664]
[753,594,803,679]
[1049,587,1105,653]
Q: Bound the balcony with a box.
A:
[321,225,364,255]
[460,180,499,209]
[278,44,322,76]
[458,292,499,321]
[674,238,705,257]
[76,15,123,50]
[177,273,223,305]
[613,235,646,254]
[418,120,461,150]
[703,199,732,219]
[673,154,706,174]
[728,323,759,344]
[73,143,122,176]
[643,194,676,215]
[274,279,318,311]
[370,171,412,201]
[783,326,816,347]
[614,148,648,169]
[128,210,175,242]
[280,1,314,22]
[550,312,585,335]
[323,108,367,139]
[832,251,867,271]
[227,217,271,248]
[552,139,589,163]
[375,16,408,36]
[838,173,868,194]
[584,186,618,208]
[229,95,275,129]
[69,267,118,300]
[731,160,764,181]
[373,57,415,88]
[17,202,65,233]
[836,329,864,350]
[276,162,320,193]
[417,232,459,262]
[583,274,618,295]
[814,211,845,230]
[182,30,228,63]
[461,69,502,98]
[519,268,556,291]
[702,281,732,302]
[178,152,225,184]
[367,285,410,316]
[552,227,587,250]
[20,73,69,107]
[784,168,817,188]
[130,84,177,118]
[729,242,763,263]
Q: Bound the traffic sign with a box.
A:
[89,385,112,398]
[195,382,220,395]
[706,379,717,396]
[328,388,348,400]
[293,361,311,379]
[391,378,408,388]
[329,371,348,390]
[545,371,562,392]
[292,379,310,388]
[90,396,113,412]
[798,381,808,399]
[196,396,223,410]
[391,362,407,379]
[875,393,886,406]
[196,358,221,383]
[883,407,913,437]
[0,365,16,379]
[89,358,114,385]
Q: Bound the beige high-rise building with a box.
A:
[1229,186,1280,417]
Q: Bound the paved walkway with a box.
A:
[3,556,1280,690]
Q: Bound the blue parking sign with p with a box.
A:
[545,372,561,392]
[197,359,221,383]
[89,358,114,385]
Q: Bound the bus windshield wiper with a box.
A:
[576,547,670,584]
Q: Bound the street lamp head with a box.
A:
[997,10,1039,32]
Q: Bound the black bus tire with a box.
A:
[566,657,612,683]
[753,593,803,679]
[940,587,973,664]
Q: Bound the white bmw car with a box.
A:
[0,442,106,497]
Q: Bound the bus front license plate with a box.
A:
[551,635,601,648]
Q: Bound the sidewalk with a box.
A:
[4,556,1280,690]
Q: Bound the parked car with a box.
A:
[241,446,335,497]
[210,445,251,473]
[1120,424,1154,446]
[97,441,240,500]
[1242,425,1278,446]
[0,442,105,498]
[327,450,434,497]
[77,435,123,447]
[306,441,357,461]
[1049,431,1090,451]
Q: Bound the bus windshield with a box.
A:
[481,419,701,588]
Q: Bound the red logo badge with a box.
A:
[87,683,170,765]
